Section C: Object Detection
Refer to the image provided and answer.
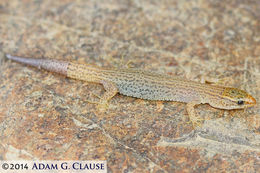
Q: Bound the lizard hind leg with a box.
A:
[85,81,118,111]
[107,54,135,68]
[95,80,118,111]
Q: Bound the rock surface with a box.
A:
[0,0,259,172]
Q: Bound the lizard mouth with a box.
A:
[245,95,256,107]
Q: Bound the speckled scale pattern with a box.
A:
[66,63,256,109]
[6,54,256,110]
[67,62,104,83]
[76,67,224,103]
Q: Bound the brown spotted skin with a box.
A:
[7,55,256,109]
[66,63,256,110]
[6,54,256,122]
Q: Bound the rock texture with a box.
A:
[0,0,259,172]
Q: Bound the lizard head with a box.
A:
[216,87,256,109]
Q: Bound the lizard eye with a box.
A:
[237,100,244,105]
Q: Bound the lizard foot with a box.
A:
[187,116,204,128]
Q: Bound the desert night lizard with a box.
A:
[6,54,256,126]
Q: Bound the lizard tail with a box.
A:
[6,54,68,75]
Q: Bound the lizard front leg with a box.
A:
[186,102,204,128]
